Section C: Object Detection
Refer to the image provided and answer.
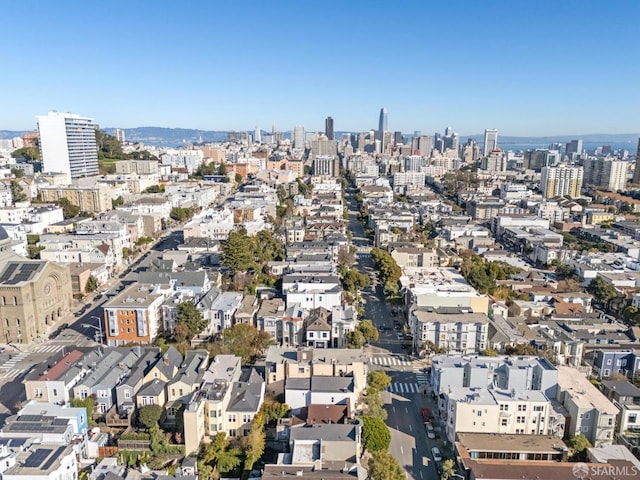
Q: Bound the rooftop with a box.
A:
[557,366,618,414]
[457,432,568,453]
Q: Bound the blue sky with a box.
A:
[1,0,639,136]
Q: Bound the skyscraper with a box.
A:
[583,157,629,192]
[113,128,126,143]
[37,111,99,180]
[325,116,334,140]
[293,125,305,149]
[565,139,583,159]
[633,138,640,184]
[378,108,388,133]
[483,129,498,156]
[254,125,261,143]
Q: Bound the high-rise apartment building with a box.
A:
[313,155,339,177]
[411,136,433,157]
[565,139,583,159]
[633,138,640,184]
[37,111,99,180]
[583,157,629,192]
[293,125,305,149]
[540,165,584,199]
[480,150,506,172]
[113,128,126,144]
[254,125,261,143]
[378,107,388,132]
[324,116,334,140]
[483,129,499,156]
[404,155,424,172]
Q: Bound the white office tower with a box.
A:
[483,128,498,156]
[37,111,99,180]
[254,125,261,143]
[293,125,305,149]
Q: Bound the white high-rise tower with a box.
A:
[483,128,498,156]
[37,111,99,180]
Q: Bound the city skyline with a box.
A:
[1,1,639,135]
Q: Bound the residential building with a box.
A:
[282,273,342,310]
[583,157,629,192]
[285,376,356,415]
[556,366,618,447]
[103,284,165,346]
[590,349,640,380]
[442,387,563,443]
[313,155,339,177]
[23,350,85,404]
[37,111,99,179]
[540,165,584,199]
[410,307,489,355]
[3,444,77,480]
[264,347,367,400]
[304,307,332,348]
[480,150,506,172]
[39,184,112,213]
[257,298,286,344]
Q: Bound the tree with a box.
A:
[170,207,194,222]
[370,248,402,294]
[221,228,256,274]
[242,420,265,471]
[174,322,190,343]
[138,404,163,429]
[555,262,576,280]
[200,432,242,475]
[12,146,40,161]
[361,416,391,452]
[367,370,392,392]
[85,275,98,293]
[143,185,164,194]
[504,343,537,356]
[176,301,207,340]
[368,451,404,480]
[235,173,243,184]
[358,320,379,343]
[10,168,24,178]
[10,180,28,203]
[57,197,80,219]
[218,162,228,175]
[341,268,370,294]
[218,323,274,363]
[565,434,591,462]
[112,195,125,208]
[259,400,291,422]
[71,397,96,425]
[480,348,499,357]
[440,459,456,480]
[587,277,619,310]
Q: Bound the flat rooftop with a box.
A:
[557,366,618,414]
[457,433,568,453]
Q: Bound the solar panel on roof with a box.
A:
[41,446,64,470]
[17,415,42,422]
[0,263,18,283]
[23,448,52,468]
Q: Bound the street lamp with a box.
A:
[82,315,104,345]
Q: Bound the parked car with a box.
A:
[396,332,404,340]
[426,423,435,439]
[431,447,442,463]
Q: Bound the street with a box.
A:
[345,186,440,480]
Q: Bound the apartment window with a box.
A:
[322,332,328,338]
[500,404,508,411]
[98,390,108,398]
[298,367,305,374]
[309,332,314,338]
[533,406,544,412]
[606,359,612,365]
[34,388,43,398]
[629,414,637,424]
[477,411,482,417]
[518,405,526,412]
[517,416,525,424]
[229,429,236,437]
[52,389,58,397]
[501,419,508,426]
[228,414,236,423]
[172,389,176,397]
[210,410,217,418]
[210,423,217,432]
[608,418,613,426]
[243,414,252,423]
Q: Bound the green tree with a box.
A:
[341,268,370,294]
[12,146,40,161]
[235,173,243,183]
[221,228,256,274]
[218,162,228,175]
[176,301,207,339]
[587,277,619,310]
[370,248,402,294]
[242,420,265,472]
[367,370,392,392]
[95,129,126,160]
[57,197,80,219]
[253,230,284,264]
[358,320,379,343]
[122,247,132,259]
[170,207,194,222]
[10,168,24,178]
[70,397,96,425]
[363,388,387,420]
[565,434,592,462]
[361,416,391,452]
[112,195,125,208]
[259,400,291,422]
[10,180,28,203]
[200,433,242,474]
[480,348,499,357]
[85,275,98,293]
[218,323,274,363]
[368,450,404,480]
[440,459,456,480]
[197,462,213,480]
[143,184,164,194]
[138,404,163,429]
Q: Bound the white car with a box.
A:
[426,423,435,439]
[431,447,442,463]
[396,332,404,340]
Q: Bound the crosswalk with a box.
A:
[370,356,413,367]
[386,382,421,394]
[0,352,29,379]
[414,367,429,385]
[35,344,67,353]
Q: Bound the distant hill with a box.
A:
[1,127,638,148]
